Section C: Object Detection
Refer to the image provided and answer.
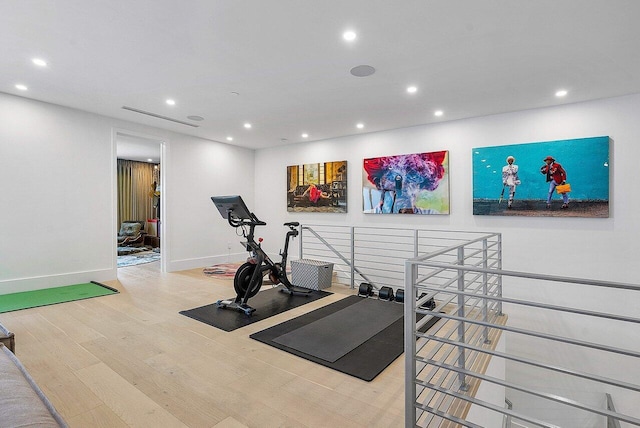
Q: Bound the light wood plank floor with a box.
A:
[0,262,409,427]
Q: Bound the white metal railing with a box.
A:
[606,393,622,428]
[299,224,499,293]
[405,239,640,428]
[299,225,499,424]
[299,225,640,426]
[504,398,513,428]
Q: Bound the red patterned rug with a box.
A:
[202,262,291,282]
[203,263,242,278]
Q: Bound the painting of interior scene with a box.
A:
[287,161,347,212]
[362,150,449,214]
[472,136,610,217]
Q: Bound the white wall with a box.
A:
[254,93,640,426]
[165,132,256,271]
[0,92,254,293]
[254,94,640,283]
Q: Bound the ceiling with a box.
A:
[3,1,640,153]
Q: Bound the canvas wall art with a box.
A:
[287,161,347,213]
[472,136,610,217]
[362,150,449,214]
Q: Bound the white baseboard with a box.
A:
[0,268,116,295]
[166,253,246,272]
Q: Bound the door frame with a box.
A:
[112,127,168,273]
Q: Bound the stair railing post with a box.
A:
[405,259,419,427]
[497,233,503,315]
[350,226,355,289]
[299,224,303,260]
[482,238,491,344]
[457,246,468,391]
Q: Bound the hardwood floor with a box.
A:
[0,262,407,427]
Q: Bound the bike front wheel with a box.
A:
[234,262,263,299]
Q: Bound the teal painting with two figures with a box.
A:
[472,136,609,217]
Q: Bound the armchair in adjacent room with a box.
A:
[117,220,146,247]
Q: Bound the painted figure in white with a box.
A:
[502,156,520,208]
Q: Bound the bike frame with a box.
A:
[228,212,298,306]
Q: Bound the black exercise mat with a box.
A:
[250,295,441,381]
[179,287,331,332]
[273,298,403,362]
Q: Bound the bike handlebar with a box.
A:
[227,211,266,228]
[226,212,299,231]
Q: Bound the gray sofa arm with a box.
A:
[0,343,68,427]
[0,322,15,353]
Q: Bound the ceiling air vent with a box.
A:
[122,106,199,127]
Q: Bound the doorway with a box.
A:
[115,131,165,272]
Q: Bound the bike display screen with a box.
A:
[211,195,253,221]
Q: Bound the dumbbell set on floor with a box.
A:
[357,282,404,303]
[357,283,435,309]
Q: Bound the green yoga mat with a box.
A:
[0,281,118,313]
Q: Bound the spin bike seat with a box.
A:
[284,222,299,227]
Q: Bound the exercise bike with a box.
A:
[211,195,312,316]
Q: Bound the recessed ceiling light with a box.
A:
[226,136,233,141]
[356,123,364,129]
[343,30,357,41]
[15,84,28,91]
[166,99,176,106]
[434,110,444,117]
[301,133,309,138]
[147,158,153,162]
[555,89,568,97]
[407,86,418,94]
[32,58,47,67]
[244,123,252,129]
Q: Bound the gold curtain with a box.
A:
[117,160,157,228]
[288,165,298,191]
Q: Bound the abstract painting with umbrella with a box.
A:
[362,150,449,214]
